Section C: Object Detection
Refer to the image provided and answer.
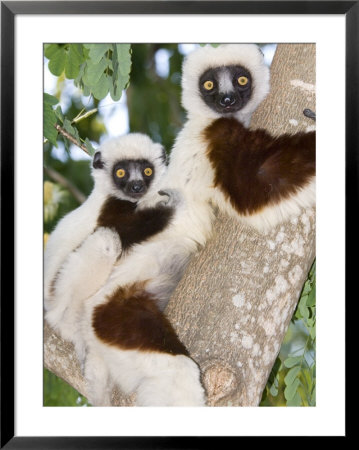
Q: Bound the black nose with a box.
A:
[219,94,236,107]
[130,181,144,193]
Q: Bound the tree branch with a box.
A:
[54,124,91,155]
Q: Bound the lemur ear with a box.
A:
[93,151,104,169]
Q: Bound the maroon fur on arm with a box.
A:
[93,282,189,356]
[204,117,316,215]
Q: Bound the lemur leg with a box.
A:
[45,227,121,344]
[83,348,113,406]
[90,285,206,406]
[135,353,206,406]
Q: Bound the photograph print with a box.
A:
[43,43,316,407]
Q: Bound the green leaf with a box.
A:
[85,44,112,64]
[43,93,59,106]
[284,378,300,401]
[63,118,75,135]
[302,368,313,391]
[307,318,314,328]
[44,44,62,59]
[310,326,316,340]
[91,73,110,100]
[112,44,119,71]
[84,138,96,156]
[74,63,86,88]
[54,105,64,124]
[284,366,301,386]
[269,383,278,397]
[301,281,312,296]
[65,44,84,79]
[43,103,58,146]
[63,118,81,146]
[299,302,309,320]
[115,44,131,75]
[311,386,316,405]
[83,58,108,86]
[43,94,59,146]
[307,285,316,307]
[109,80,123,101]
[48,47,66,76]
[111,44,131,96]
[82,83,91,97]
[283,356,302,368]
[286,391,302,406]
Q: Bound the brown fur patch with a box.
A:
[204,117,315,215]
[93,283,189,356]
[97,197,173,251]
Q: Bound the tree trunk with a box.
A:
[44,44,316,406]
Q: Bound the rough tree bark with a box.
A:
[44,44,316,406]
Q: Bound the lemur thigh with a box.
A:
[85,284,206,406]
[45,227,121,341]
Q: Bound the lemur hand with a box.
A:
[157,189,183,208]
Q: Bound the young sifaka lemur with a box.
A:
[44,133,206,406]
[44,133,172,350]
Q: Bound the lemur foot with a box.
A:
[91,227,122,258]
[136,355,206,406]
[157,189,183,208]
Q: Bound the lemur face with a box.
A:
[199,65,252,114]
[111,159,155,199]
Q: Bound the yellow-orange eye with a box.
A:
[144,168,153,176]
[203,80,214,90]
[116,168,126,178]
[238,76,248,86]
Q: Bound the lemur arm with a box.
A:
[97,194,176,251]
[204,117,315,216]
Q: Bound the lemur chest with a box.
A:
[174,140,215,196]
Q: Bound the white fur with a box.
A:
[218,69,234,93]
[45,227,121,360]
[81,327,205,407]
[44,189,106,302]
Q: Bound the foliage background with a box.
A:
[43,43,315,407]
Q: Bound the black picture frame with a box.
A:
[1,1,354,447]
